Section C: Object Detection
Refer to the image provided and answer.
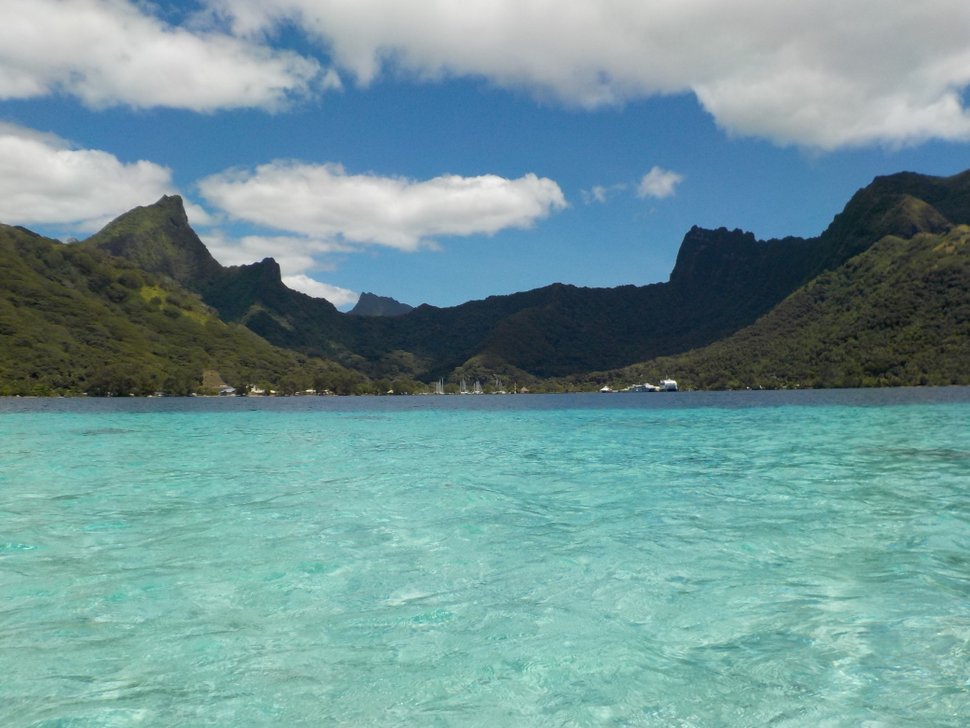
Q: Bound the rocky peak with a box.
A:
[348,292,414,316]
[82,195,222,288]
[668,226,761,286]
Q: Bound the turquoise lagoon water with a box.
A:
[1,389,969,726]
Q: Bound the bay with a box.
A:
[1,389,969,726]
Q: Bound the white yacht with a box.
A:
[660,379,678,392]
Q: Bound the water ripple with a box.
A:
[2,391,969,725]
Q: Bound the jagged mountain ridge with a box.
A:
[86,195,224,286]
[349,292,414,317]
[606,224,970,389]
[80,170,970,382]
[0,222,361,396]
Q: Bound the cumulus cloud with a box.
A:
[637,167,684,199]
[281,275,360,308]
[203,0,970,148]
[0,0,331,111]
[182,202,217,229]
[198,162,567,250]
[0,123,175,231]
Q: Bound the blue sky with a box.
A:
[2,1,970,309]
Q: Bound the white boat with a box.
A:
[660,378,678,392]
[600,385,615,393]
[626,383,660,392]
[434,378,445,395]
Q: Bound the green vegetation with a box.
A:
[3,169,970,394]
[81,195,840,381]
[84,195,224,285]
[586,226,970,390]
[0,225,366,396]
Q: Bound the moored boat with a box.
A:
[626,383,660,392]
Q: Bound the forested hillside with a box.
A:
[592,226,970,390]
[3,169,969,393]
[82,170,970,383]
[0,224,364,396]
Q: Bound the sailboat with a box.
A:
[434,378,445,395]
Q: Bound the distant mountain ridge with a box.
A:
[3,168,966,392]
[349,292,414,317]
[76,201,835,378]
[84,170,970,381]
[605,223,970,389]
[0,222,362,396]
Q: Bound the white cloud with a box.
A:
[204,0,970,148]
[282,275,360,308]
[0,123,174,231]
[183,201,217,229]
[583,185,609,205]
[581,183,628,205]
[0,0,331,111]
[7,1,966,147]
[198,161,567,250]
[637,167,684,199]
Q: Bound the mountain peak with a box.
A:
[817,173,956,267]
[348,292,414,316]
[155,193,188,215]
[668,226,760,286]
[83,195,222,288]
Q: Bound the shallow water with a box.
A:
[2,390,969,726]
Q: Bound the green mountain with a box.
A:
[84,195,224,286]
[85,170,967,383]
[83,203,354,360]
[0,224,364,396]
[79,182,905,380]
[7,168,969,392]
[349,292,414,317]
[602,224,970,390]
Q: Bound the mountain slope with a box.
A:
[0,224,362,395]
[78,169,970,384]
[84,202,355,359]
[607,225,970,389]
[76,200,833,378]
[84,195,224,286]
[362,172,964,379]
[349,292,414,316]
